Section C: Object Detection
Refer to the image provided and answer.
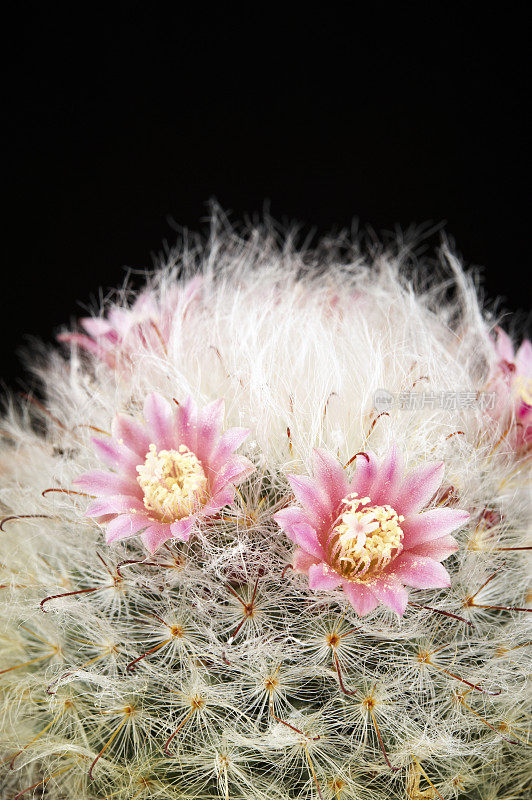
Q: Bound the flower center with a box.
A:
[136,444,208,521]
[513,375,532,407]
[328,493,404,580]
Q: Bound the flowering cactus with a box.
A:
[274,447,469,616]
[486,327,532,451]
[1,216,531,800]
[57,278,202,368]
[76,393,253,552]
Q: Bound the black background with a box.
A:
[4,4,530,390]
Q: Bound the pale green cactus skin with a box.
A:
[1,219,531,799]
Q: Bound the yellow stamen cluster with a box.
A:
[328,493,404,580]
[136,444,207,521]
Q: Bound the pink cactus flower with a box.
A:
[274,447,469,617]
[487,327,532,451]
[75,393,253,553]
[58,278,202,367]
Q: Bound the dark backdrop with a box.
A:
[4,4,530,389]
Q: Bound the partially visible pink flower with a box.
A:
[58,278,202,367]
[487,327,532,451]
[274,447,469,617]
[75,393,253,553]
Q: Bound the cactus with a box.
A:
[1,215,530,799]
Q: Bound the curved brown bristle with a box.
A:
[126,638,172,672]
[280,563,294,579]
[365,411,390,442]
[1,514,53,532]
[368,706,399,772]
[286,426,293,456]
[458,695,521,745]
[333,653,359,696]
[445,430,465,440]
[164,709,195,756]
[72,424,111,436]
[41,584,112,612]
[345,451,370,468]
[409,601,472,626]
[88,714,129,779]
[149,319,168,354]
[42,488,93,498]
[270,703,320,741]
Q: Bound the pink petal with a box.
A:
[175,396,198,451]
[211,455,254,495]
[312,448,349,513]
[274,506,312,531]
[517,400,532,421]
[199,486,236,516]
[194,398,225,462]
[516,339,532,373]
[288,474,331,528]
[74,470,141,498]
[285,522,324,560]
[293,549,321,573]
[494,327,515,362]
[170,517,196,542]
[349,451,379,497]
[401,508,469,549]
[112,414,151,458]
[342,581,380,616]
[141,523,173,553]
[80,317,114,338]
[308,563,343,591]
[389,553,451,589]
[91,437,140,473]
[105,514,149,543]
[107,307,132,333]
[408,535,459,562]
[143,393,174,449]
[230,455,255,483]
[370,444,403,505]
[210,427,250,469]
[275,508,326,560]
[86,495,145,517]
[394,461,444,516]
[57,332,111,362]
[369,574,408,616]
